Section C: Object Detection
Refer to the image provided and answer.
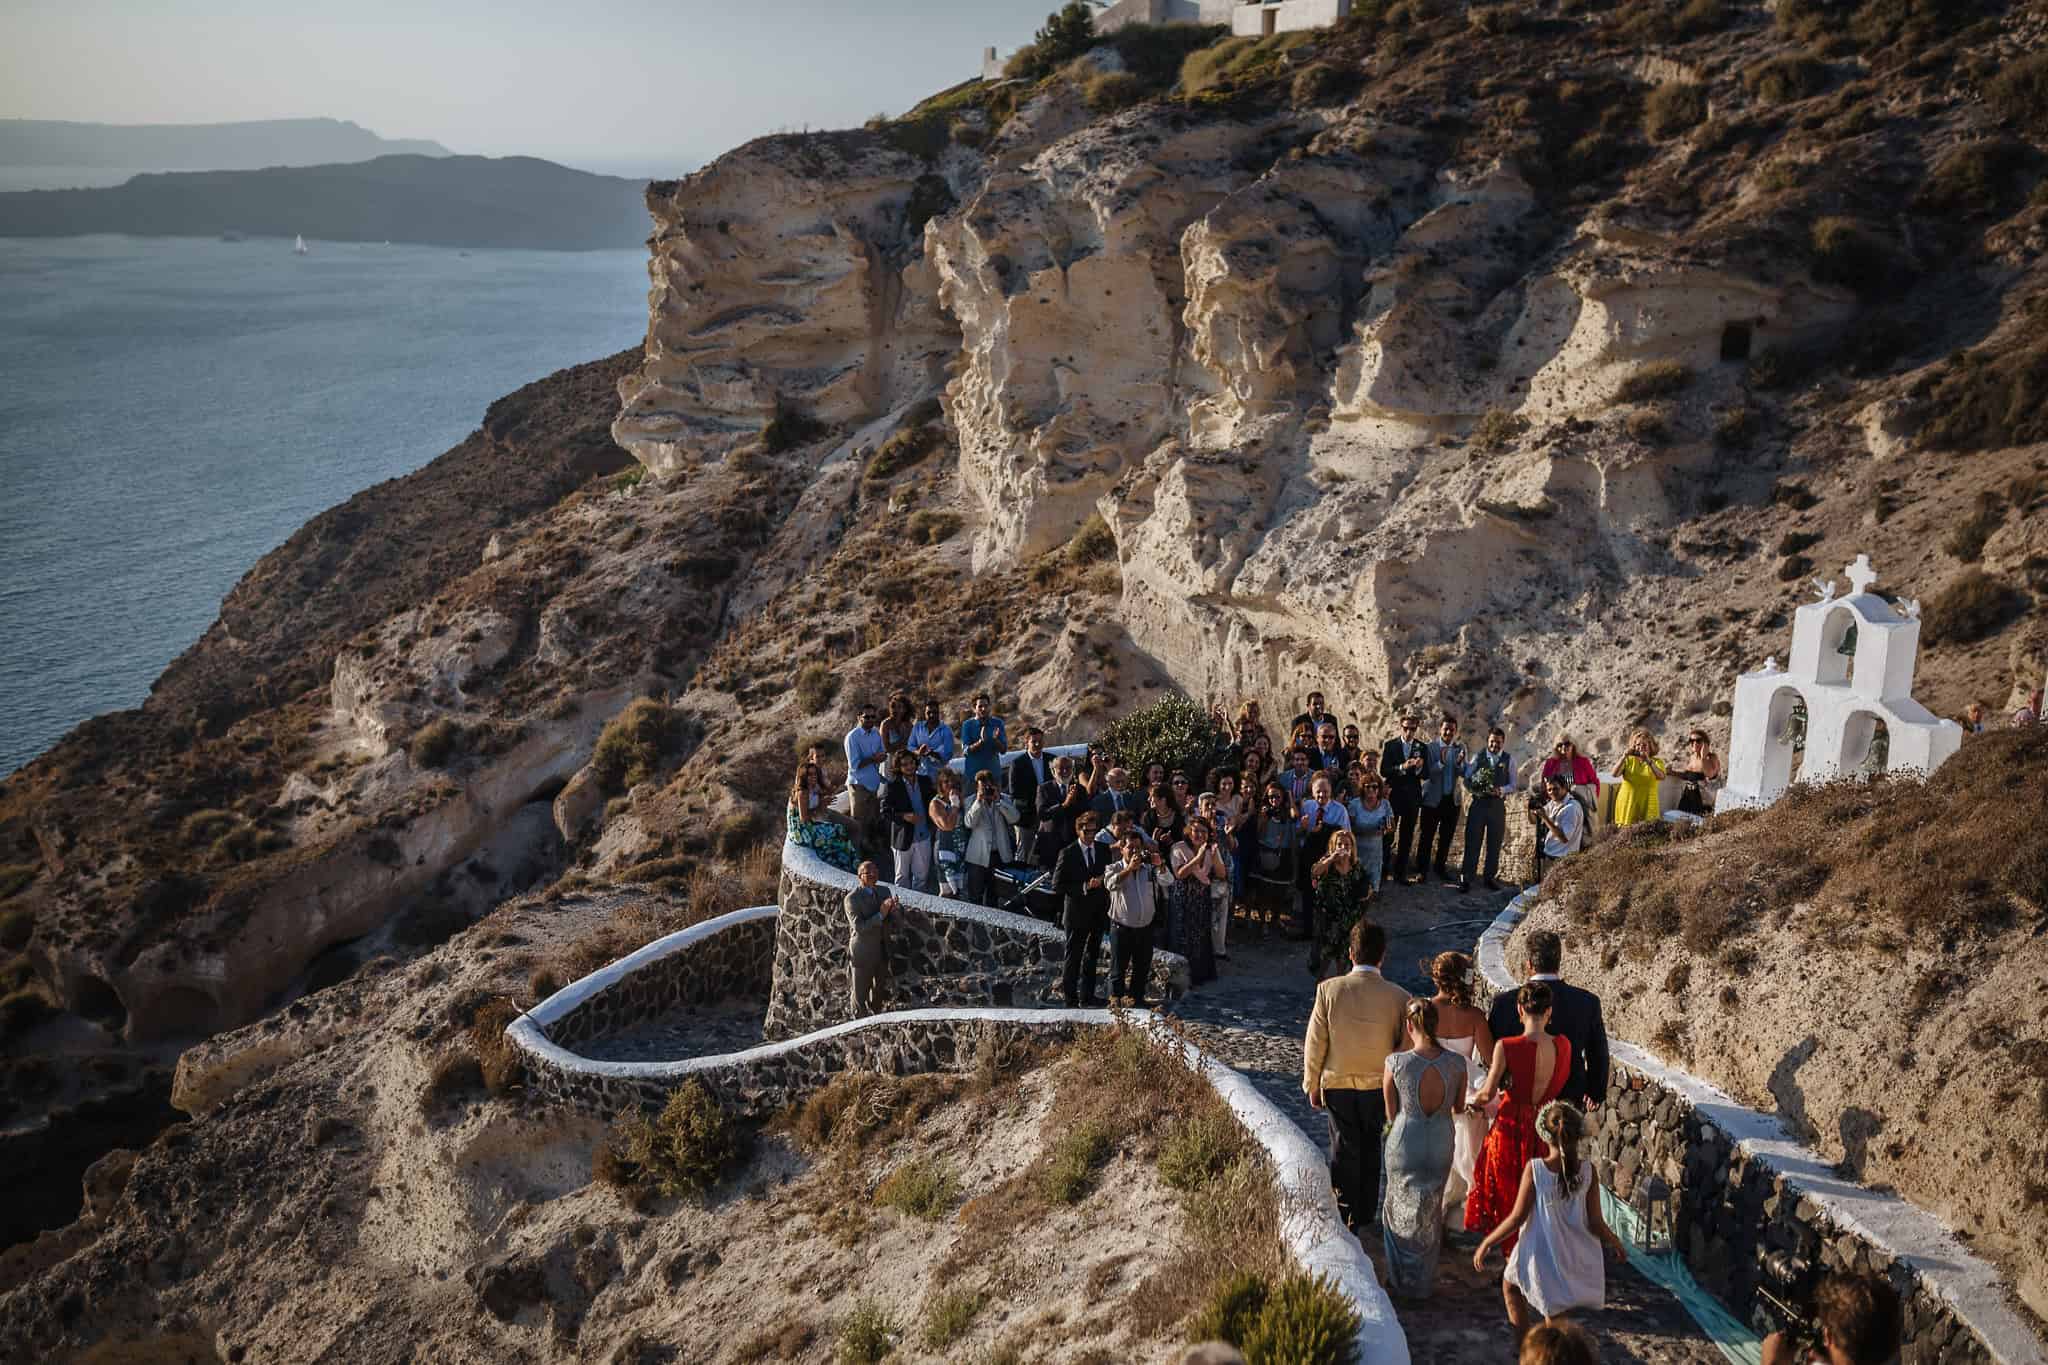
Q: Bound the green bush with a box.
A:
[1613,360,1692,403]
[1179,36,1256,95]
[922,1287,985,1349]
[1239,1272,1363,1365]
[618,1081,743,1200]
[795,662,840,714]
[0,909,31,949]
[1644,83,1707,140]
[863,426,941,487]
[1159,1111,1245,1191]
[1105,22,1228,85]
[1084,71,1147,112]
[1989,53,2048,139]
[409,717,464,769]
[590,697,685,793]
[1066,513,1117,565]
[1099,694,1216,787]
[1810,216,1890,295]
[1039,1119,1114,1204]
[1188,1270,1271,1349]
[876,1154,961,1219]
[1743,55,1829,104]
[1004,2,1097,80]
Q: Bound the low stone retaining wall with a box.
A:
[765,840,1188,1039]
[1480,893,2043,1365]
[537,905,778,1050]
[505,998,1408,1365]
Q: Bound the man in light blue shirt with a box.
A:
[1459,726,1516,893]
[844,703,886,856]
[961,693,1007,788]
[910,698,955,780]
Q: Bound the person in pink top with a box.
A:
[1540,736,1600,838]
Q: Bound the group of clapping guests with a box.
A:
[789,691,1732,997]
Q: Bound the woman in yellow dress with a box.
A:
[1610,729,1668,827]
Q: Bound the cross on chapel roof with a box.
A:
[1846,554,1878,597]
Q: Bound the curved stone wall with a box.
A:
[506,995,1407,1365]
[766,839,1189,1039]
[1480,893,2043,1365]
[535,904,777,1049]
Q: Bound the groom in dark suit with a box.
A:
[1381,715,1428,883]
[1487,929,1610,1107]
[1053,811,1111,1007]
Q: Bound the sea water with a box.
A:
[0,234,649,776]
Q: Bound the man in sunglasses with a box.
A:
[1380,715,1428,884]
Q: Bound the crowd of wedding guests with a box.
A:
[791,689,1730,1010]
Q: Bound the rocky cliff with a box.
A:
[3,0,2048,1338]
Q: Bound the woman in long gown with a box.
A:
[1167,816,1224,985]
[1464,981,1571,1250]
[1309,829,1371,979]
[1610,728,1668,827]
[1381,999,1469,1299]
[1425,951,1495,1218]
[1472,1100,1624,1350]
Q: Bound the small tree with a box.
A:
[1036,2,1099,68]
[1099,694,1216,784]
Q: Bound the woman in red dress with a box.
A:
[1464,981,1571,1249]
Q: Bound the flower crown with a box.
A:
[1536,1100,1578,1147]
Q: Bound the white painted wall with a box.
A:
[1231,0,1351,36]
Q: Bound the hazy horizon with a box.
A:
[1,0,1050,179]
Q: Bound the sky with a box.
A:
[0,0,1051,177]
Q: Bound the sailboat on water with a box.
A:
[293,234,309,256]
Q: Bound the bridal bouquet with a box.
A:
[1467,764,1501,796]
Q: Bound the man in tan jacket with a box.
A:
[1302,919,1410,1232]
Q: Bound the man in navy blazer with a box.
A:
[1486,928,1610,1107]
[1052,811,1111,1007]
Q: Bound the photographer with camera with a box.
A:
[1529,773,1584,887]
[1105,830,1164,1006]
[1760,1272,1901,1365]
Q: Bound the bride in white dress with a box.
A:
[1425,952,1495,1216]
[1471,1101,1626,1350]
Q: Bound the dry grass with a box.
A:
[545,843,778,983]
[1613,360,1692,404]
[1643,82,1707,140]
[469,998,526,1096]
[1550,727,2048,955]
[1922,569,2026,647]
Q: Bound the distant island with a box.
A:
[0,154,652,250]
[0,117,450,172]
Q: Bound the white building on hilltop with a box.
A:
[1717,555,1961,811]
[983,0,1349,78]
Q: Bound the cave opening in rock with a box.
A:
[73,975,128,1032]
[1720,321,1753,362]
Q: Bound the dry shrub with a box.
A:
[788,1070,966,1154]
[1941,491,2004,563]
[734,1320,817,1364]
[1643,83,1706,140]
[409,717,464,769]
[1809,216,1891,295]
[922,1288,985,1350]
[1472,407,1525,452]
[1083,71,1147,112]
[1743,54,1829,104]
[875,1153,961,1219]
[611,1081,744,1200]
[1920,338,2048,452]
[1552,727,2048,954]
[419,1049,484,1114]
[863,426,941,488]
[1613,360,1692,404]
[1066,513,1116,565]
[589,697,684,792]
[794,662,840,714]
[1922,570,2026,647]
[469,998,526,1096]
[1988,53,2048,138]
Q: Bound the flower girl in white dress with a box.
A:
[1470,1101,1625,1349]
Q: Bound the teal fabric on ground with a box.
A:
[1602,1189,1763,1365]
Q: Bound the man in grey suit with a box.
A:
[1417,715,1467,883]
[844,860,899,1017]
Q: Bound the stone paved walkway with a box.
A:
[577,999,765,1063]
[1166,877,1722,1364]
